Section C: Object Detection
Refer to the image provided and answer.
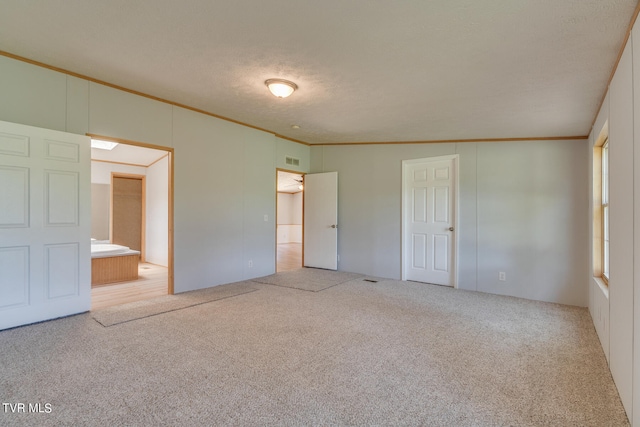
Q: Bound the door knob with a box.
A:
[330,224,338,229]
[448,227,454,231]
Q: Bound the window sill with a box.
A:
[593,277,609,299]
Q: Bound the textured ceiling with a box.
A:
[0,0,637,144]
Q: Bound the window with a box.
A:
[592,124,608,285]
[601,139,609,282]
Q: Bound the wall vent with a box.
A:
[285,156,300,166]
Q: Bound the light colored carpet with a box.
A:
[252,267,363,291]
[0,275,629,426]
[91,282,257,326]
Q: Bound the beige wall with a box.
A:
[310,139,589,307]
[91,183,110,241]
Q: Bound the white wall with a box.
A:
[0,54,310,294]
[0,56,68,132]
[91,161,147,184]
[172,106,278,288]
[310,140,589,307]
[91,184,110,240]
[293,192,303,224]
[634,23,640,427]
[89,82,173,147]
[609,38,635,420]
[588,20,640,425]
[277,192,302,243]
[276,137,310,172]
[277,193,295,224]
[476,141,589,304]
[146,156,169,266]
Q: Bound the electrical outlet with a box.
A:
[263,214,268,222]
[499,272,506,281]
[248,260,253,268]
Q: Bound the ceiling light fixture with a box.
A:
[91,139,119,150]
[265,79,298,98]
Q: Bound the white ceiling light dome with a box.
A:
[265,78,298,98]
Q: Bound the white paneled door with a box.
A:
[403,156,457,286]
[0,121,90,330]
[304,172,338,270]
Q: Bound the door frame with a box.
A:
[275,168,305,272]
[401,154,459,288]
[88,133,175,295]
[110,173,146,261]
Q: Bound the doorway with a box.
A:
[402,155,458,287]
[111,174,145,256]
[276,170,304,271]
[89,135,174,309]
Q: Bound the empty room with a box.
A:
[1,1,640,426]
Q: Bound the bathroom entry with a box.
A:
[276,170,304,271]
[111,174,145,257]
[90,136,174,309]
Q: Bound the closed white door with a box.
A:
[402,156,457,286]
[304,172,338,270]
[0,120,91,330]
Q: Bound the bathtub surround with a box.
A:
[90,242,141,286]
[90,243,140,259]
[0,272,628,426]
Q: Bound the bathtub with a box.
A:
[91,243,140,258]
[91,243,141,286]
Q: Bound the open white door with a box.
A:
[304,172,338,270]
[0,120,91,330]
[402,156,457,287]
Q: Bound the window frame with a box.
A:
[601,139,609,284]
[592,123,608,286]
